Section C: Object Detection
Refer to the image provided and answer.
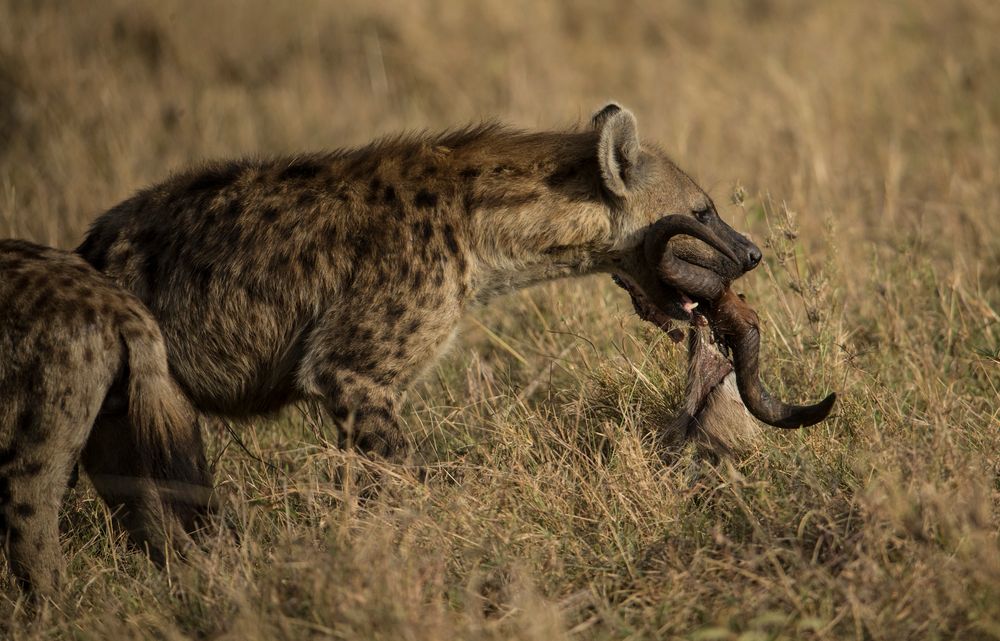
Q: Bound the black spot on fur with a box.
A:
[15,408,42,441]
[297,191,317,207]
[0,448,17,468]
[223,198,244,221]
[415,221,434,242]
[442,224,460,255]
[262,207,280,223]
[323,223,340,246]
[11,272,32,292]
[12,503,34,518]
[382,185,397,204]
[300,243,318,273]
[345,155,379,178]
[270,252,293,275]
[26,290,51,319]
[414,189,439,209]
[0,477,10,503]
[354,233,372,262]
[188,164,242,193]
[422,164,438,177]
[330,405,350,422]
[544,163,582,189]
[350,355,378,373]
[279,159,324,182]
[459,166,481,180]
[406,318,421,335]
[20,462,42,475]
[366,177,382,204]
[314,368,339,393]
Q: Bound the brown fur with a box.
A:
[0,240,212,598]
[77,103,759,462]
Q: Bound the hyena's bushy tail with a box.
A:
[122,325,215,531]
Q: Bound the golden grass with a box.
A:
[1,0,998,638]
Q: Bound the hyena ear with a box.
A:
[592,103,640,198]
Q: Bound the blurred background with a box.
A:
[1,2,998,638]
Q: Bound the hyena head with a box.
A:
[592,103,762,319]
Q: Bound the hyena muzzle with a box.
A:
[0,240,212,598]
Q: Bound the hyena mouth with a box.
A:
[642,214,738,305]
[612,215,740,327]
[617,216,837,430]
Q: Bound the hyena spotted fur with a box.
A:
[78,103,762,464]
[0,240,212,597]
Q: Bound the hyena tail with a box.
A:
[122,327,214,533]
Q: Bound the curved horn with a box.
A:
[643,215,738,300]
[658,255,727,302]
[644,215,740,266]
[713,290,837,429]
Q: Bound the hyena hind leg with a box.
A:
[82,409,214,565]
[1,420,90,598]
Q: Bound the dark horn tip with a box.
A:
[771,392,838,430]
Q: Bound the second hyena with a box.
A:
[78,103,761,465]
[0,240,212,597]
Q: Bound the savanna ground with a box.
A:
[1,1,998,639]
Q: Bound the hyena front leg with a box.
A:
[304,364,409,463]
[298,309,415,463]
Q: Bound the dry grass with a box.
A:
[1,0,998,638]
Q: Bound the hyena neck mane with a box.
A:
[400,125,617,303]
[325,124,617,304]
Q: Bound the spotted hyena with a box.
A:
[0,240,212,598]
[77,103,761,468]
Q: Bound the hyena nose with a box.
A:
[745,245,762,270]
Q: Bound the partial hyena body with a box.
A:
[0,240,211,597]
[78,104,762,462]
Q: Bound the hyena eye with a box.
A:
[693,207,712,224]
